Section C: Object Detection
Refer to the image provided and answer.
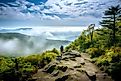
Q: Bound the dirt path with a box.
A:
[81,53,113,81]
[32,51,114,81]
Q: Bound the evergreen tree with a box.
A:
[100,5,121,46]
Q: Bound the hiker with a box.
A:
[60,45,64,57]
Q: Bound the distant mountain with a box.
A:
[0,33,30,40]
[0,33,70,56]
[0,28,32,33]
[0,28,80,41]
[16,28,32,31]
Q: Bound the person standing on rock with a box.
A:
[60,45,64,57]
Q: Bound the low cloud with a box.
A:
[0,30,77,57]
[0,36,67,57]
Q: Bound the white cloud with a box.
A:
[30,5,41,11]
[0,0,120,26]
[43,15,61,20]
[44,0,120,18]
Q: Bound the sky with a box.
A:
[0,0,120,27]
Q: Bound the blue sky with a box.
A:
[0,0,120,27]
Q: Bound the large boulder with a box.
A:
[85,71,96,81]
[64,51,81,58]
[43,64,56,74]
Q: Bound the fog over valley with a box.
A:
[0,27,82,56]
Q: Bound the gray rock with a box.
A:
[70,58,76,61]
[55,75,69,81]
[74,65,81,68]
[43,64,56,74]
[80,62,85,65]
[85,71,96,81]
[57,66,68,72]
[52,70,59,76]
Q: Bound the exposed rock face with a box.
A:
[32,51,114,81]
[74,65,81,68]
[57,66,68,72]
[51,70,59,76]
[64,51,81,58]
[43,64,56,73]
[85,71,96,81]
[55,75,69,81]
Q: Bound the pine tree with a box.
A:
[100,5,121,46]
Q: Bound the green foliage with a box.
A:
[65,41,79,52]
[65,5,121,81]
[0,49,59,81]
[0,56,36,81]
[51,48,59,55]
[100,5,121,46]
[86,48,105,58]
[0,57,14,73]
[39,51,58,67]
[110,62,121,81]
[95,47,121,81]
[24,54,41,65]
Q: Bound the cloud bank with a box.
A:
[0,35,70,57]
[0,27,83,56]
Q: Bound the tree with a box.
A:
[87,24,95,42]
[100,5,121,46]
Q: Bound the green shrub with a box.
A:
[105,47,121,63]
[110,62,121,81]
[96,55,111,66]
[24,54,41,65]
[95,47,121,81]
[86,48,104,58]
[0,49,59,81]
[51,48,59,55]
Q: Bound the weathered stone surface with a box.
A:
[56,56,62,62]
[62,57,69,60]
[69,68,74,70]
[63,51,81,58]
[70,58,76,61]
[32,51,114,81]
[74,65,81,68]
[76,69,85,73]
[52,70,59,76]
[55,75,69,81]
[57,66,68,72]
[85,71,96,81]
[43,64,56,73]
[65,59,69,61]
[80,62,85,65]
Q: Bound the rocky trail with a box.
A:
[32,51,114,81]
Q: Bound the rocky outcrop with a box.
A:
[43,64,56,73]
[51,70,59,76]
[57,66,68,72]
[55,75,69,81]
[32,51,114,81]
[85,71,96,81]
